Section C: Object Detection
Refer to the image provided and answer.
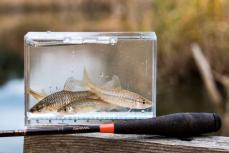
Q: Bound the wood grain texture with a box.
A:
[24,134,229,153]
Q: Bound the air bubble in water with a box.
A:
[110,38,117,45]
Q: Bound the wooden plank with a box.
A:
[24,134,229,153]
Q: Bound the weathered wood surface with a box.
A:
[24,134,229,153]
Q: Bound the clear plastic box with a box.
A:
[24,32,157,126]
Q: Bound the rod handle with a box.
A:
[114,113,221,137]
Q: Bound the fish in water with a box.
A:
[57,99,118,113]
[30,90,97,112]
[29,77,99,112]
[72,69,152,109]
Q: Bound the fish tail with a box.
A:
[83,68,91,85]
[29,88,45,101]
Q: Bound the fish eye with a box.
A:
[142,99,145,104]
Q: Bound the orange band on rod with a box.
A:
[100,123,114,133]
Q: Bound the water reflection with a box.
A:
[0,79,24,153]
[157,81,214,116]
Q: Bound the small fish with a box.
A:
[29,90,97,113]
[72,69,152,109]
[29,77,99,112]
[57,99,117,113]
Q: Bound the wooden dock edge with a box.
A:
[24,134,229,153]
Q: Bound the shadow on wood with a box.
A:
[24,133,229,153]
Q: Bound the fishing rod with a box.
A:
[0,113,221,137]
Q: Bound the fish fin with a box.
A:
[83,67,91,85]
[108,105,120,111]
[102,75,122,89]
[29,88,46,101]
[98,104,120,112]
[102,80,115,89]
[112,75,122,89]
[73,68,92,88]
[64,77,76,91]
